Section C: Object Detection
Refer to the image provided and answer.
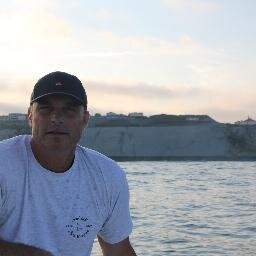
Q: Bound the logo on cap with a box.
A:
[55,82,63,86]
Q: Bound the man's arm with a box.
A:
[98,236,137,256]
[0,239,53,256]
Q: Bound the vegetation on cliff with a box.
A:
[225,124,256,154]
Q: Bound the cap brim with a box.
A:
[30,92,84,105]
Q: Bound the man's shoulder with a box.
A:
[0,135,29,180]
[78,146,114,162]
[0,135,29,166]
[0,135,28,153]
[76,145,125,180]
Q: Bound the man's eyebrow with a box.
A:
[66,101,82,107]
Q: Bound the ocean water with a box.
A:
[91,161,256,256]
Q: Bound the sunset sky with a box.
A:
[0,0,255,123]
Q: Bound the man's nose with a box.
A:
[50,110,64,124]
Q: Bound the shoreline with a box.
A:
[112,156,256,161]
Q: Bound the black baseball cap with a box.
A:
[30,71,87,108]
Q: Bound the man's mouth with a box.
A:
[46,131,68,135]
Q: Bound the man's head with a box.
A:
[28,71,89,157]
[30,71,87,108]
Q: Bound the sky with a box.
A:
[0,0,255,123]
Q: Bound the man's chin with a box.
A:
[44,140,69,153]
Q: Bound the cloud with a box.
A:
[0,0,75,74]
[197,107,256,124]
[0,77,34,115]
[0,76,255,123]
[0,77,35,93]
[57,30,214,60]
[162,0,220,14]
[83,78,256,123]
[85,79,220,117]
[2,0,216,78]
[0,102,27,115]
[95,8,113,21]
[0,0,251,124]
[86,80,211,100]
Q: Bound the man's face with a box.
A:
[28,94,89,154]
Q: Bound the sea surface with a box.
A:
[91,161,256,256]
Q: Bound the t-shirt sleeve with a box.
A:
[98,170,133,244]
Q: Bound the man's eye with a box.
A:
[66,106,78,112]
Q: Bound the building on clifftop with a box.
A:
[235,116,256,125]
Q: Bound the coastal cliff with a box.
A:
[81,123,256,160]
[1,116,256,160]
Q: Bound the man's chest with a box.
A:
[0,173,105,255]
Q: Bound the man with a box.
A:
[0,71,137,256]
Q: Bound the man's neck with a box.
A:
[30,141,75,173]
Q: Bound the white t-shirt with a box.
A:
[0,135,133,256]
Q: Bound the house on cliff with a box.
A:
[235,117,256,126]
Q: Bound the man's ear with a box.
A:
[83,110,90,128]
[27,105,33,128]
